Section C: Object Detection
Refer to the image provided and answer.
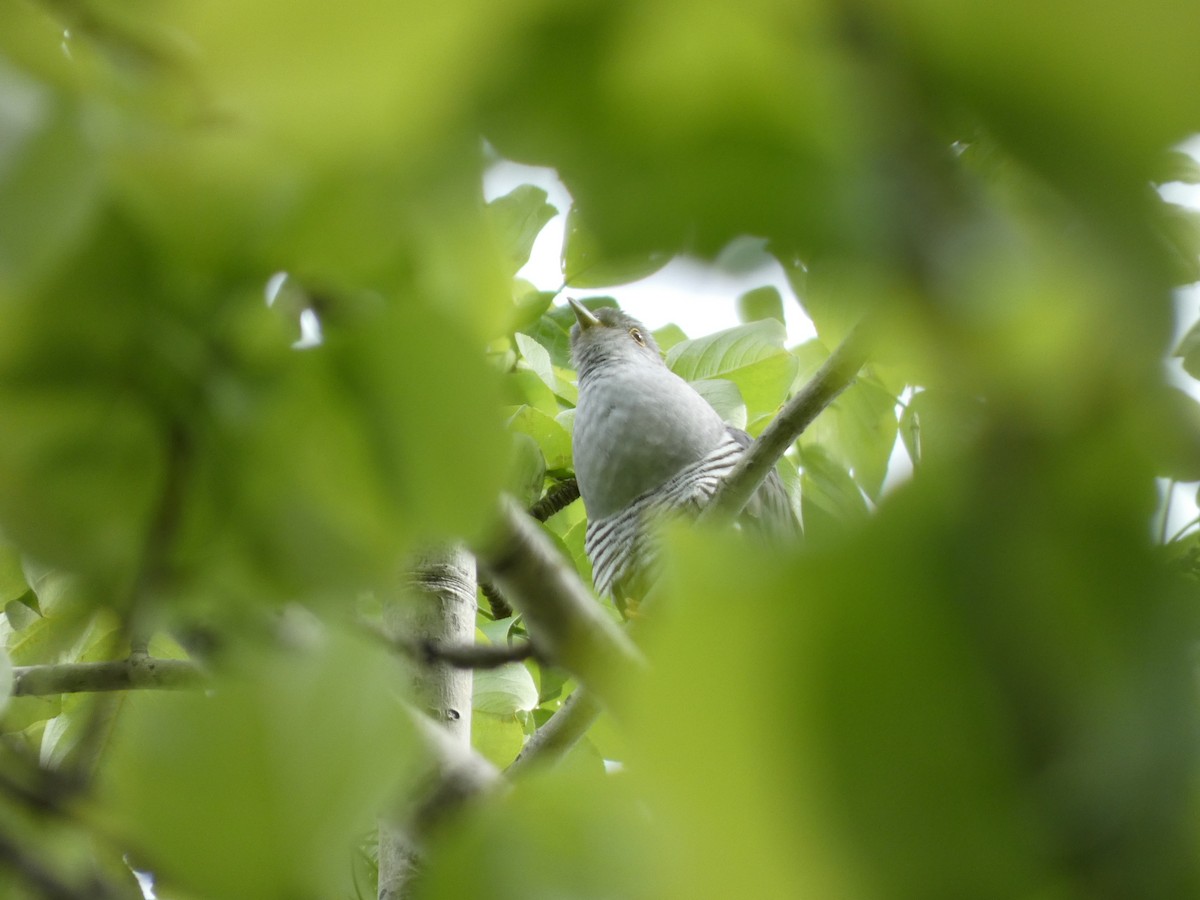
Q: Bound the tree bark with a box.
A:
[378,545,477,900]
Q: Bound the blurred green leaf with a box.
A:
[0,60,102,294]
[1175,319,1200,382]
[506,432,546,509]
[736,285,785,324]
[801,376,899,500]
[487,184,557,276]
[0,542,28,606]
[103,632,421,900]
[0,647,11,719]
[419,766,654,900]
[511,283,555,333]
[562,205,673,287]
[899,389,988,469]
[471,708,526,768]
[507,406,573,474]
[1156,201,1200,286]
[690,378,747,429]
[651,322,688,351]
[1155,150,1200,185]
[1,694,60,734]
[798,444,869,543]
[1143,387,1200,482]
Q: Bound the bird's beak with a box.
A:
[568,297,601,331]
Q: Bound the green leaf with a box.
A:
[103,633,422,900]
[515,332,559,395]
[471,709,526,768]
[486,184,557,276]
[690,378,747,429]
[652,323,688,352]
[0,541,28,606]
[0,647,11,719]
[506,433,546,509]
[419,766,653,900]
[507,406,573,474]
[1174,318,1200,382]
[1156,201,1200,286]
[667,320,798,418]
[473,663,538,716]
[1144,387,1200,482]
[801,376,899,499]
[1,695,60,733]
[521,316,573,370]
[1155,150,1200,185]
[798,445,869,543]
[899,390,987,469]
[562,205,673,287]
[736,285,785,324]
[0,61,102,294]
[511,282,555,332]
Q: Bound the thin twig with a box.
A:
[414,638,536,670]
[505,687,602,778]
[529,479,580,522]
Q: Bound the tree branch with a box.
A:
[12,656,205,697]
[475,497,643,706]
[704,322,872,524]
[480,479,581,620]
[505,686,602,778]
[529,478,580,522]
[413,639,535,670]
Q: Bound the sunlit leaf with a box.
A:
[473,663,538,716]
[667,320,798,418]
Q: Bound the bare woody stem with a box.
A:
[704,322,872,524]
[13,656,205,697]
[475,496,644,708]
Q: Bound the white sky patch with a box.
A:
[484,159,816,344]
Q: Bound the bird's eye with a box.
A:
[629,327,647,346]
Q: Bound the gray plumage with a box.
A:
[568,298,798,603]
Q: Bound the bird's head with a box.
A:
[568,298,664,381]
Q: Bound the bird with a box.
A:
[568,297,798,608]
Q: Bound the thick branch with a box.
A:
[480,480,581,619]
[704,322,872,523]
[475,497,643,705]
[12,656,204,697]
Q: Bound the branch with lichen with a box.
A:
[13,655,205,697]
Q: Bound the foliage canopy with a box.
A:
[1,1,1200,898]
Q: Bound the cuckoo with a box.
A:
[568,298,798,607]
